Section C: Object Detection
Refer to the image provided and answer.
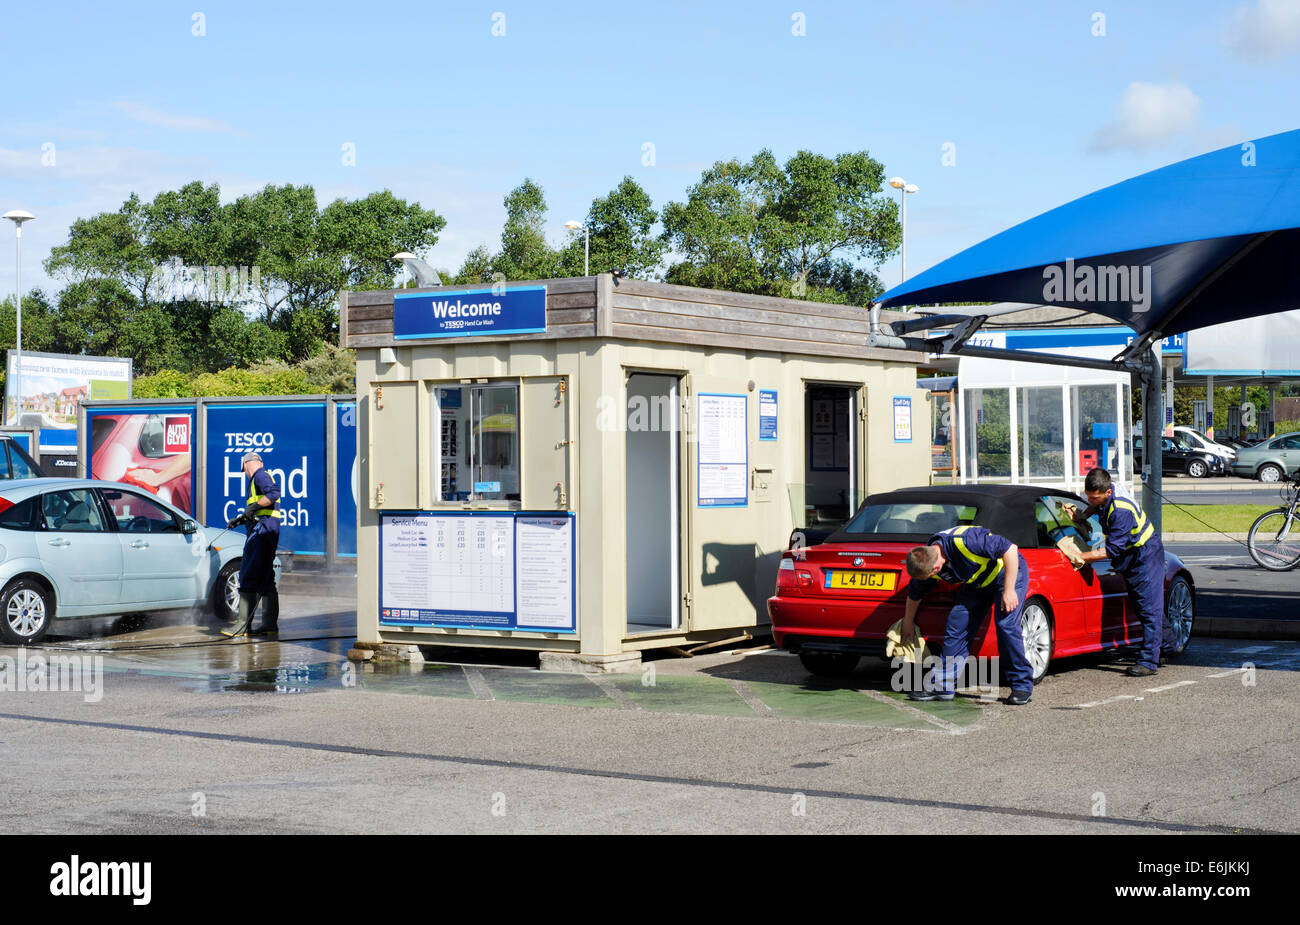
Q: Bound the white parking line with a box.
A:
[1076,695,1137,708]
[1208,667,1250,678]
[1144,680,1197,693]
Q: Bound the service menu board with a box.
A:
[698,393,748,507]
[380,511,576,633]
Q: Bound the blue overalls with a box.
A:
[910,525,1034,694]
[239,466,282,596]
[1101,494,1169,670]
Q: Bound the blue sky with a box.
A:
[2,0,1299,297]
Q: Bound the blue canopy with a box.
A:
[875,128,1300,340]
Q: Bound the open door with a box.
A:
[625,373,681,633]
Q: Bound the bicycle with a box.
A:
[1247,472,1300,570]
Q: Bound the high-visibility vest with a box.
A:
[1104,497,1153,548]
[248,480,284,520]
[946,525,1005,589]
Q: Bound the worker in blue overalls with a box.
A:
[1073,467,1173,677]
[901,524,1034,705]
[221,451,282,638]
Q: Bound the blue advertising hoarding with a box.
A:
[393,285,547,339]
[336,402,358,557]
[205,402,328,555]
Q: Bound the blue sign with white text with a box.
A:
[205,403,328,555]
[758,390,778,441]
[336,402,357,557]
[393,285,547,339]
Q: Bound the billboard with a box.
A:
[204,402,328,555]
[1184,309,1300,376]
[6,351,132,453]
[86,405,197,515]
[336,402,358,556]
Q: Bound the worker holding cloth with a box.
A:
[222,451,282,638]
[901,524,1034,705]
[1068,467,1173,677]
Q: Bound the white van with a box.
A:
[1173,426,1237,463]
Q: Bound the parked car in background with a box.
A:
[767,485,1195,682]
[0,436,45,480]
[0,478,278,644]
[1172,426,1237,465]
[1231,432,1300,482]
[1217,436,1257,452]
[1134,436,1225,478]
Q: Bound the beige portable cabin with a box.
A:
[345,275,929,669]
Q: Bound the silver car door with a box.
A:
[101,488,203,606]
[35,488,123,612]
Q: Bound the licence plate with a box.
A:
[825,570,897,591]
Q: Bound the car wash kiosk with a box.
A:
[345,275,929,668]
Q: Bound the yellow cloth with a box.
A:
[1056,536,1087,570]
[885,619,930,663]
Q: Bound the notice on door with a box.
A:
[698,393,748,507]
[515,515,576,631]
[380,512,576,632]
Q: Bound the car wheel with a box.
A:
[1021,598,1053,684]
[1165,575,1194,656]
[1259,464,1284,483]
[798,651,860,676]
[212,560,241,622]
[0,578,53,645]
[1187,459,1208,478]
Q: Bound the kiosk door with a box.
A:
[804,384,860,528]
[625,373,681,633]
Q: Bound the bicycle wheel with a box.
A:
[1247,508,1300,571]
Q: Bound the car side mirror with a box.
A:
[182,519,198,535]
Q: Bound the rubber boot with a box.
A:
[221,592,260,638]
[249,589,279,636]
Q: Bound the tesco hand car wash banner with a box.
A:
[392,285,546,339]
[205,402,327,555]
[336,402,358,557]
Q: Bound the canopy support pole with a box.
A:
[1138,346,1163,529]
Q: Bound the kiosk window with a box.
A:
[436,384,520,502]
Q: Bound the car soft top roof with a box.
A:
[826,483,1083,549]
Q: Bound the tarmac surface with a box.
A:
[0,544,1297,834]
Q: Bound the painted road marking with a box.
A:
[1076,695,1137,708]
[1145,680,1197,693]
[1208,667,1250,678]
[857,689,971,735]
[726,679,776,717]
[586,674,640,709]
[462,667,495,701]
[1230,646,1275,654]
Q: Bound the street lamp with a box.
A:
[3,210,34,426]
[564,221,589,276]
[392,251,416,288]
[888,177,918,284]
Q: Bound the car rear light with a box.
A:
[0,497,13,514]
[777,557,796,591]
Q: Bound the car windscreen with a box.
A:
[841,501,978,536]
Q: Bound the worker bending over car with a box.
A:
[902,524,1034,706]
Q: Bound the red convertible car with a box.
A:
[767,485,1195,681]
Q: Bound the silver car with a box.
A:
[0,478,278,645]
[1230,432,1300,482]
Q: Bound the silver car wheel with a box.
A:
[1021,601,1052,682]
[1166,577,1194,653]
[7,589,47,638]
[224,570,240,614]
[1259,465,1282,483]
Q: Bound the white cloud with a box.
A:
[1225,0,1300,59]
[109,101,235,134]
[1089,82,1201,153]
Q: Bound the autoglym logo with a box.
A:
[163,416,190,454]
[49,856,151,905]
[1042,258,1152,313]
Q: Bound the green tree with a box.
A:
[558,176,665,278]
[661,149,899,303]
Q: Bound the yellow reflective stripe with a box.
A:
[1110,499,1152,548]
[951,532,1004,588]
[247,492,283,519]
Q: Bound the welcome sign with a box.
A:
[393,285,547,339]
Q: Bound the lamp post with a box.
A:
[393,251,416,288]
[564,221,589,276]
[888,178,918,284]
[3,210,34,426]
